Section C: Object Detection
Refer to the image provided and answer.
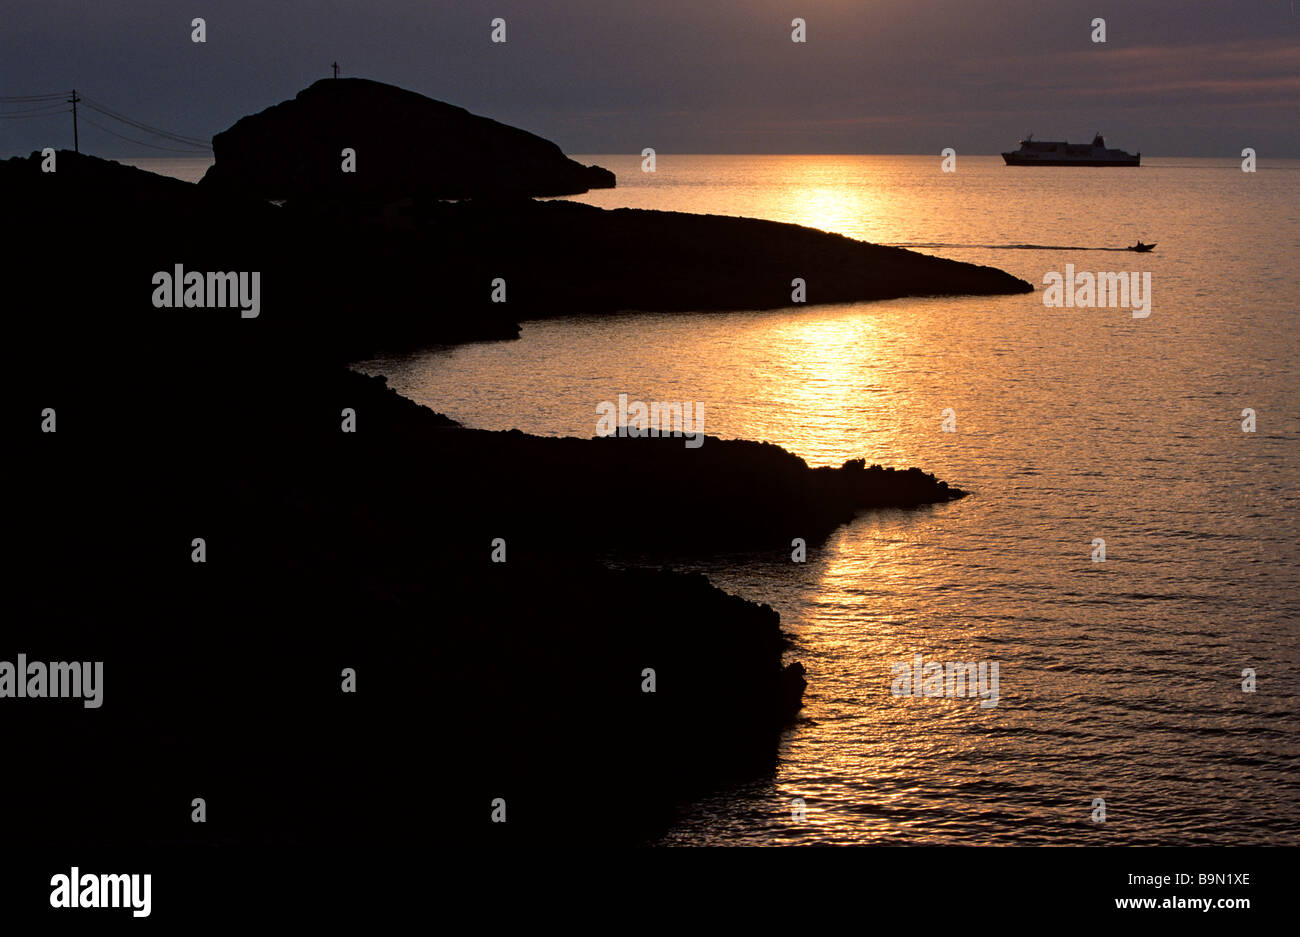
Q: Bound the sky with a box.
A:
[2,0,1297,158]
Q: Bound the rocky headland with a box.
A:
[199,77,615,200]
[6,83,1002,845]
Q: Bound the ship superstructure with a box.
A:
[1002,134,1140,166]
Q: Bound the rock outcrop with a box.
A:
[364,197,1033,320]
[7,148,971,846]
[199,78,615,200]
[11,151,1029,365]
[195,79,1030,318]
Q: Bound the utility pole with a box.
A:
[68,88,80,153]
[331,62,339,79]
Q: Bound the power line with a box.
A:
[78,115,212,153]
[0,106,69,119]
[1,88,213,152]
[0,101,69,112]
[81,96,212,148]
[82,99,212,147]
[0,93,67,102]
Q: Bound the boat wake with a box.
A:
[886,243,1136,251]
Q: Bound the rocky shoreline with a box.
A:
[6,83,1003,844]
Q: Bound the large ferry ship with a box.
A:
[1002,133,1140,166]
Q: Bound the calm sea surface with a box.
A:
[141,154,1300,845]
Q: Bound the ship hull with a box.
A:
[1002,153,1140,166]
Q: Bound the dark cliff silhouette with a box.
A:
[199,77,615,200]
[6,146,971,847]
[193,78,1029,329]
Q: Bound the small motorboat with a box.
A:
[1127,241,1156,252]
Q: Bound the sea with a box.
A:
[134,154,1300,845]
